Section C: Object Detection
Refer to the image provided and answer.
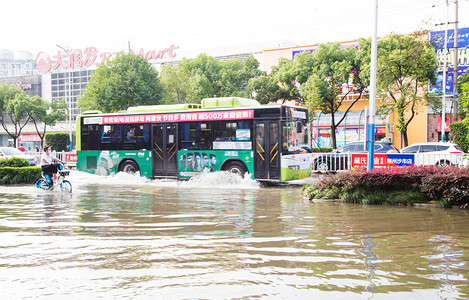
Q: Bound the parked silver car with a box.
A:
[0,147,36,165]
[313,142,399,172]
[400,142,464,166]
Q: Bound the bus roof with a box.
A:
[126,97,261,113]
[127,103,201,113]
[201,97,261,109]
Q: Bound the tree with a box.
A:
[457,72,469,119]
[160,63,190,103]
[45,132,69,152]
[160,54,263,103]
[460,80,469,128]
[374,34,437,147]
[28,96,67,147]
[179,54,220,102]
[1,92,31,147]
[247,73,282,104]
[275,44,366,148]
[78,53,166,113]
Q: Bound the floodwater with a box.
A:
[0,171,468,299]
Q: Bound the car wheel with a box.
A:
[437,160,451,167]
[315,161,330,173]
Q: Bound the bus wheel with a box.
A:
[225,161,247,177]
[121,160,139,174]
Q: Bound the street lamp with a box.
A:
[56,44,73,152]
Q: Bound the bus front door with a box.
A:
[254,121,280,180]
[152,124,178,177]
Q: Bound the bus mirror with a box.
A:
[297,121,303,133]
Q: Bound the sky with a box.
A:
[2,0,469,58]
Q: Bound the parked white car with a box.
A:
[400,142,464,166]
[0,147,36,166]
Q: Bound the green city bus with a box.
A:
[76,97,312,182]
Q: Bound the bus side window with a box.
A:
[101,125,111,143]
[100,125,122,150]
[82,124,99,150]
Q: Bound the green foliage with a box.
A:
[160,63,190,103]
[461,81,469,124]
[0,157,30,168]
[161,54,261,103]
[311,147,333,153]
[45,132,69,152]
[246,73,281,104]
[449,121,469,152]
[274,43,365,148]
[304,166,469,207]
[0,84,30,146]
[0,167,42,184]
[0,83,25,112]
[28,96,67,147]
[372,34,438,147]
[78,53,166,112]
[457,72,469,94]
[0,84,68,148]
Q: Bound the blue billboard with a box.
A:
[430,27,469,94]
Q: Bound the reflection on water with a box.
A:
[0,170,468,299]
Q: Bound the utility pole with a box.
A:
[441,0,449,142]
[367,0,378,170]
[453,0,459,123]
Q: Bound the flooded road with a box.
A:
[0,170,468,299]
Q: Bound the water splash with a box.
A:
[180,170,260,190]
[0,169,260,196]
[70,169,260,190]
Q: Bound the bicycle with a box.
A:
[35,163,72,193]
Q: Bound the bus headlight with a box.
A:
[288,165,300,171]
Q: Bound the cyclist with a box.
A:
[40,145,64,184]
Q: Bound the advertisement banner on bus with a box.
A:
[351,154,415,169]
[178,150,254,178]
[93,110,255,125]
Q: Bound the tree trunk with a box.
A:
[330,113,337,149]
[402,130,409,148]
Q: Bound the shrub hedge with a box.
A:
[449,121,469,153]
[311,147,333,153]
[45,132,69,152]
[303,166,469,207]
[0,158,42,184]
[0,157,30,168]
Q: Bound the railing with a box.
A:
[27,151,77,168]
[312,152,469,173]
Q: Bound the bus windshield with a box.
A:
[282,120,309,154]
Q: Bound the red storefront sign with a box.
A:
[18,134,42,142]
[65,153,78,163]
[437,115,460,132]
[351,153,414,168]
